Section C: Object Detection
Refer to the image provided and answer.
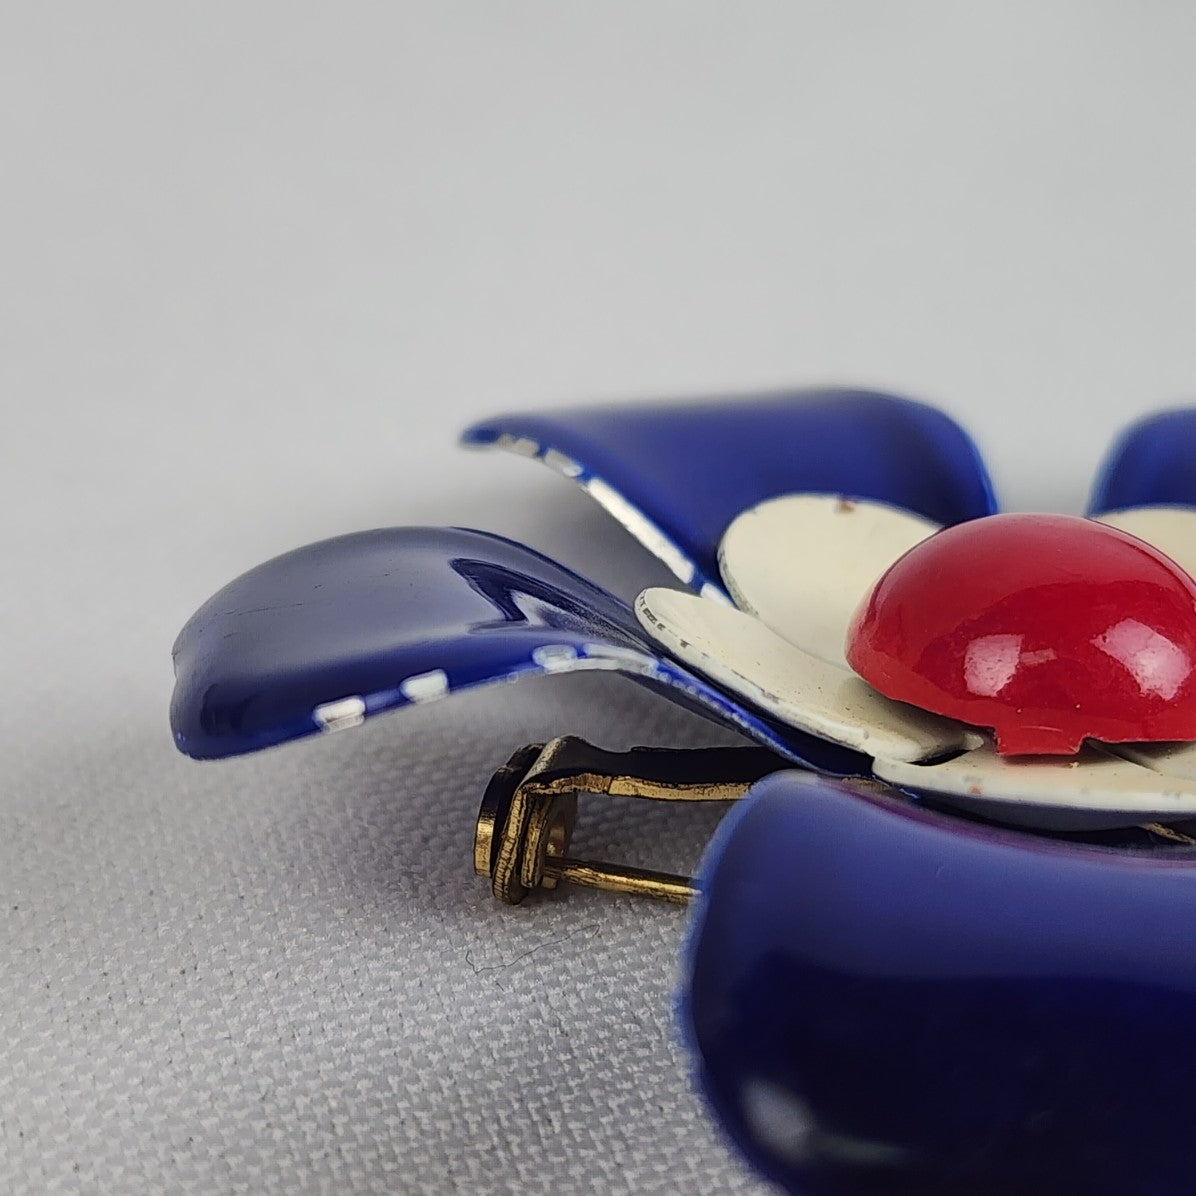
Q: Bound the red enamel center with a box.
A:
[845,513,1196,755]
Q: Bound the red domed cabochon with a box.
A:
[846,514,1196,755]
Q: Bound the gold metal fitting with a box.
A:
[474,736,787,905]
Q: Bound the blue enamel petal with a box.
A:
[1089,406,1196,513]
[171,526,863,770]
[463,389,997,594]
[684,772,1196,1196]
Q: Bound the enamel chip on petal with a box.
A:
[635,586,980,763]
[718,494,938,667]
[314,696,367,731]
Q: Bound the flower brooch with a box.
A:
[170,389,1196,1195]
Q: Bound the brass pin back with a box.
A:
[474,736,788,905]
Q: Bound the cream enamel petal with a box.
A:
[1097,506,1196,577]
[718,494,940,667]
[1105,740,1196,782]
[875,742,1196,831]
[634,587,979,763]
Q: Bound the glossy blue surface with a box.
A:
[463,388,998,594]
[685,772,1196,1196]
[1089,407,1196,513]
[171,526,864,770]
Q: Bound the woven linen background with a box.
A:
[6,4,1196,1192]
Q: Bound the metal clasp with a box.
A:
[474,737,788,905]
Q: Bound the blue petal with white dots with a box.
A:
[170,525,863,770]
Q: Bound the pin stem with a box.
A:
[543,858,697,904]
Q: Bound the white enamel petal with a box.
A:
[1105,740,1196,782]
[1097,506,1196,577]
[635,587,979,763]
[875,742,1196,831]
[718,494,940,667]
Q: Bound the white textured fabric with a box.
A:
[3,670,756,1195]
[5,3,1196,1192]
